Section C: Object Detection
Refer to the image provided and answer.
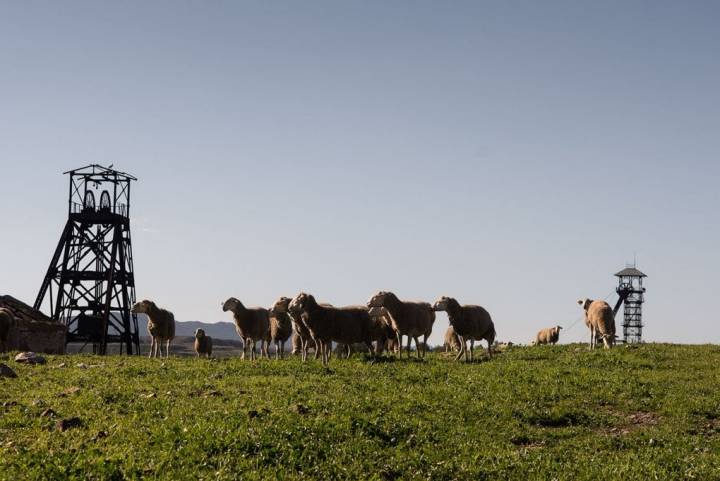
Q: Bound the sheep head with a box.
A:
[195,328,206,339]
[222,297,242,313]
[367,291,395,309]
[289,292,314,315]
[433,296,460,313]
[577,299,592,311]
[432,296,452,312]
[270,297,292,316]
[131,300,155,315]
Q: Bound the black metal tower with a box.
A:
[35,165,140,355]
[612,265,647,343]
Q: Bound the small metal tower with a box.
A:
[613,265,647,343]
[34,165,140,355]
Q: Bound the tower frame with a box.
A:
[34,165,139,355]
[613,266,646,343]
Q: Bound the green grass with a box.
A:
[2,344,720,480]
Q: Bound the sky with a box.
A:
[1,1,718,346]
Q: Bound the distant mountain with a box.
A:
[135,314,238,340]
[175,321,238,340]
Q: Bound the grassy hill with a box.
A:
[1,344,719,480]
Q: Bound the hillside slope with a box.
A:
[1,344,719,480]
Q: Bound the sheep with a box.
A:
[432,296,495,361]
[131,300,175,358]
[0,308,15,352]
[268,297,294,360]
[366,291,435,359]
[578,298,616,349]
[194,328,213,358]
[444,326,461,352]
[289,293,374,366]
[274,296,318,362]
[222,297,270,360]
[535,326,562,345]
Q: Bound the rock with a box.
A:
[56,417,83,432]
[290,403,310,415]
[0,363,17,378]
[15,352,46,365]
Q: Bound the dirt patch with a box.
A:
[602,410,660,436]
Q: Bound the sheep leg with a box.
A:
[469,339,475,362]
[166,340,171,358]
[422,334,429,358]
[241,339,247,360]
[314,339,321,360]
[396,333,403,358]
[148,337,155,358]
[301,338,308,362]
[455,337,465,362]
[413,336,421,359]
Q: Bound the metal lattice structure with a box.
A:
[612,265,647,343]
[34,165,140,354]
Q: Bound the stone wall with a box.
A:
[0,295,66,354]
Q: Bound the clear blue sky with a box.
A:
[1,1,718,345]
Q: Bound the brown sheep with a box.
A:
[366,307,400,355]
[432,296,495,361]
[131,300,175,358]
[194,328,213,358]
[535,326,562,345]
[578,298,616,349]
[268,297,294,360]
[289,293,374,366]
[274,296,318,362]
[222,297,270,360]
[444,326,461,352]
[366,291,435,359]
[0,308,15,353]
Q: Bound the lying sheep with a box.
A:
[578,298,616,349]
[269,297,294,359]
[535,326,562,345]
[194,328,213,358]
[131,300,175,358]
[433,296,495,361]
[444,326,461,352]
[0,308,14,352]
[367,291,435,359]
[222,297,271,360]
[290,293,374,366]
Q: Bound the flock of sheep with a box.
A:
[127,293,618,365]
